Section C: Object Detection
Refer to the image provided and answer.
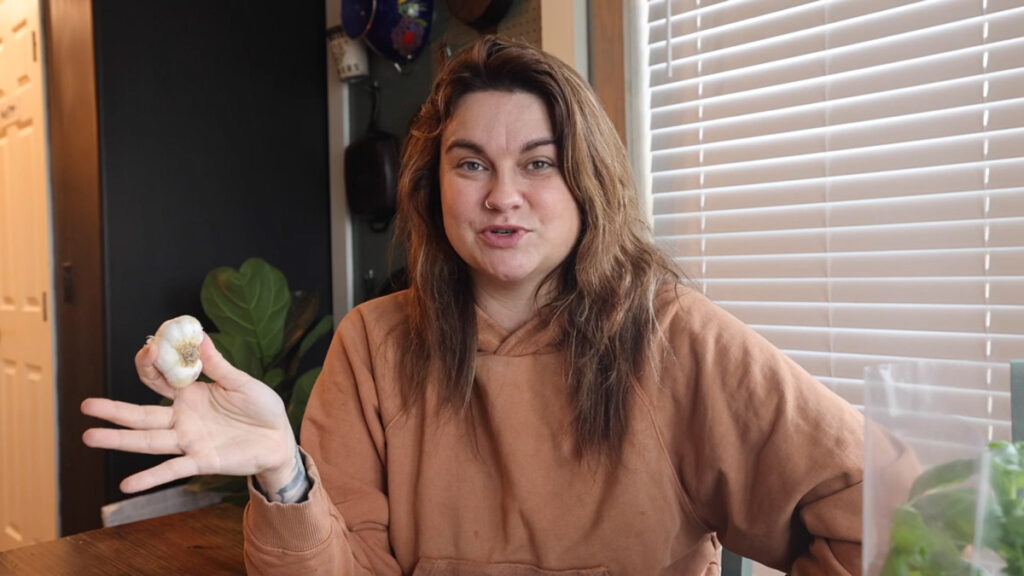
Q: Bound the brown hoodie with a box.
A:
[243,286,872,575]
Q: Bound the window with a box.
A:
[642,0,1024,442]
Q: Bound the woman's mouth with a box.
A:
[481,225,526,247]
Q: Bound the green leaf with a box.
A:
[278,290,321,365]
[914,486,981,547]
[189,257,327,512]
[263,367,285,389]
[909,457,977,501]
[884,442,1024,576]
[207,331,259,376]
[997,514,1024,572]
[883,506,979,576]
[200,257,291,364]
[288,367,320,439]
[298,315,333,363]
[883,507,942,575]
[207,331,263,379]
[988,442,1024,519]
[989,442,1021,466]
[988,445,1024,564]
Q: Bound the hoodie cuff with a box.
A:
[244,447,339,552]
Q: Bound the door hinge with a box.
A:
[42,290,47,322]
[32,31,37,62]
[62,262,74,303]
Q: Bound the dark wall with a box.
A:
[346,3,455,303]
[343,0,537,303]
[92,0,331,502]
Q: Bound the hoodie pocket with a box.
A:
[411,558,611,576]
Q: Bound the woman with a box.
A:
[83,36,870,575]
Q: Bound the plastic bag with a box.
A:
[863,361,1014,576]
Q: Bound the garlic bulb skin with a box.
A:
[150,315,205,389]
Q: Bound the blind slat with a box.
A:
[655,188,1024,233]
[651,157,1024,197]
[751,325,1020,361]
[648,0,1022,48]
[650,35,1024,111]
[657,217,1024,255]
[652,96,1024,157]
[682,277,1024,306]
[673,245,1024,279]
[650,38,1024,115]
[720,301,1024,336]
[651,130,1024,184]
[646,0,1024,427]
[786,352,1011,384]
[655,158,1024,203]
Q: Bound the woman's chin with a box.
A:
[472,267,545,293]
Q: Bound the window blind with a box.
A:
[644,0,1024,445]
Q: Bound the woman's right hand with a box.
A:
[81,335,299,495]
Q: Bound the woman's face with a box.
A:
[439,90,581,298]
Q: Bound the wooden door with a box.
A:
[0,0,57,550]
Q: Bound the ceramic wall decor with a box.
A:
[365,0,434,67]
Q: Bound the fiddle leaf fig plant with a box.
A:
[882,441,1024,576]
[186,257,333,503]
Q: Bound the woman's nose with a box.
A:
[483,171,524,211]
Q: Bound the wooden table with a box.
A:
[0,503,245,575]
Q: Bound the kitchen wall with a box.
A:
[330,0,588,306]
[92,0,333,503]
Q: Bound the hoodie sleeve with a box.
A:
[242,307,402,576]
[658,289,916,575]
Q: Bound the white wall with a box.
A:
[324,0,354,323]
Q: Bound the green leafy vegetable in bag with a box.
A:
[883,442,1024,576]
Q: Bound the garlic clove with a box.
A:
[150,315,205,389]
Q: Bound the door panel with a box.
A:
[0,0,57,550]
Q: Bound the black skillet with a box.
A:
[344,82,399,231]
[447,0,513,32]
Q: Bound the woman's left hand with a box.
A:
[81,335,298,494]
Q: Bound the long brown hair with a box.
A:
[395,36,679,458]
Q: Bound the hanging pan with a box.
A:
[447,0,512,32]
[344,82,399,231]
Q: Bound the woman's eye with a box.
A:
[528,159,554,171]
[458,160,485,172]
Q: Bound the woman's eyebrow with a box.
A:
[444,137,557,157]
[521,137,556,153]
[444,138,485,156]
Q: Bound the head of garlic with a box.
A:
[150,315,205,389]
